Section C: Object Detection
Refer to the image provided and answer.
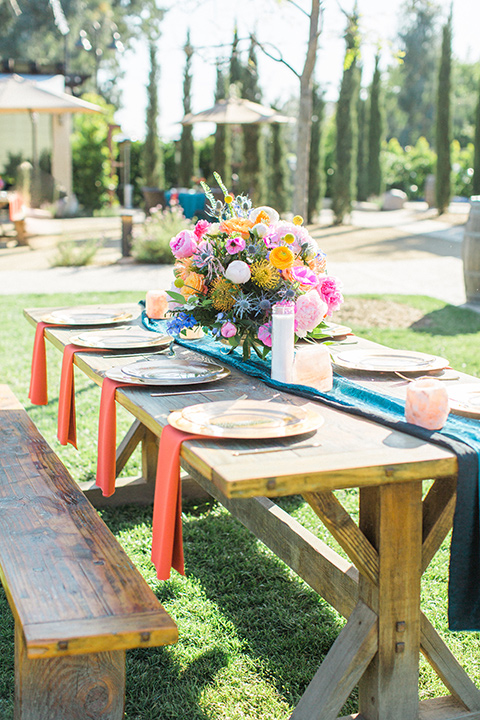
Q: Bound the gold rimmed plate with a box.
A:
[332,349,449,374]
[41,307,135,326]
[70,327,172,350]
[168,399,324,439]
[106,356,230,386]
[448,384,480,418]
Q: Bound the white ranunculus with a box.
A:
[207,222,221,235]
[253,222,268,238]
[225,260,251,284]
[249,206,280,224]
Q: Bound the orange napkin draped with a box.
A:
[57,344,103,448]
[28,322,56,405]
[95,377,133,497]
[150,425,201,580]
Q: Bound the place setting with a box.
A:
[40,306,138,326]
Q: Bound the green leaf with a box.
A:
[166,290,186,304]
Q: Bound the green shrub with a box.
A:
[50,238,102,267]
[451,140,474,197]
[383,136,436,199]
[131,204,192,264]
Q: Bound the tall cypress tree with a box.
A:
[367,53,383,198]
[356,90,369,202]
[268,121,291,213]
[435,15,452,213]
[213,62,232,185]
[143,41,164,189]
[332,8,360,224]
[473,76,480,196]
[230,24,243,91]
[307,83,324,223]
[179,30,195,188]
[241,38,267,203]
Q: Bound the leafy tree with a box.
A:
[213,62,232,186]
[356,91,369,202]
[395,0,441,146]
[230,24,243,91]
[143,41,164,189]
[241,39,267,203]
[367,53,384,197]
[197,136,215,186]
[307,83,324,222]
[332,8,360,224]
[435,14,452,214]
[473,75,480,195]
[382,136,436,198]
[179,30,195,188]
[268,122,291,213]
[451,62,480,147]
[72,93,116,211]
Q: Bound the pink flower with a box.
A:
[263,221,315,253]
[226,235,246,254]
[289,265,318,287]
[295,291,328,338]
[170,229,197,259]
[194,219,211,240]
[221,321,237,338]
[258,323,272,347]
[317,275,344,316]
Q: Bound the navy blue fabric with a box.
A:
[143,311,480,630]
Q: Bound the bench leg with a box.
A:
[15,624,125,720]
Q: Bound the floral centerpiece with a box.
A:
[166,174,343,360]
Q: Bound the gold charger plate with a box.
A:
[106,357,230,386]
[168,399,324,439]
[70,327,172,350]
[448,384,480,418]
[41,307,134,326]
[332,349,449,373]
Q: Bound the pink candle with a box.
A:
[146,290,168,319]
[293,344,333,392]
[405,379,450,430]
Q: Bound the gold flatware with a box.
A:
[394,371,460,382]
[232,442,321,456]
[151,388,226,397]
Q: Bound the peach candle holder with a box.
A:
[293,344,333,392]
[146,290,168,319]
[405,379,450,430]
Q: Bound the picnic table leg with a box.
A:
[14,624,125,719]
[358,482,423,720]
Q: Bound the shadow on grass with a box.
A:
[410,304,480,336]
[101,503,355,717]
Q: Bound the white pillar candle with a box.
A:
[146,290,168,319]
[405,379,450,430]
[293,344,333,392]
[271,302,295,383]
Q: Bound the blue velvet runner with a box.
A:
[143,311,480,630]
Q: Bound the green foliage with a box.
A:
[451,140,474,198]
[332,9,360,224]
[451,62,480,147]
[71,93,116,212]
[382,136,436,199]
[131,205,192,264]
[241,40,267,203]
[179,31,196,188]
[307,84,324,222]
[435,17,452,213]
[197,136,215,184]
[143,42,164,190]
[51,238,101,267]
[323,114,337,199]
[356,95,369,202]
[2,152,24,188]
[395,0,441,145]
[367,54,384,197]
[473,74,480,196]
[213,63,232,186]
[163,141,178,189]
[268,122,291,214]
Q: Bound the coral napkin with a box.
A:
[28,322,57,405]
[150,425,201,580]
[95,377,132,497]
[57,344,104,448]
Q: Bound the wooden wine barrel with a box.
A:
[463,197,480,303]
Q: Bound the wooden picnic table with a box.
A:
[24,303,480,720]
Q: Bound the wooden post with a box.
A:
[358,483,423,720]
[15,624,126,720]
[120,211,134,257]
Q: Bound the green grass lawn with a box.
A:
[0,291,479,719]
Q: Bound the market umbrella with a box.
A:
[0,74,101,169]
[181,96,294,125]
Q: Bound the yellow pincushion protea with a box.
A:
[210,277,238,311]
[250,259,281,289]
[269,246,295,270]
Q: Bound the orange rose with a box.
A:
[281,258,304,282]
[181,271,207,298]
[174,259,193,282]
[269,246,295,270]
[309,256,327,274]
[220,217,254,238]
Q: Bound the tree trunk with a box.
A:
[293,0,320,218]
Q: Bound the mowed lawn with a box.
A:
[0,291,479,719]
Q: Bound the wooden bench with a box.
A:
[0,385,178,719]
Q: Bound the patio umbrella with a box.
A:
[0,74,101,169]
[181,96,294,125]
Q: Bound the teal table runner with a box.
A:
[143,311,480,631]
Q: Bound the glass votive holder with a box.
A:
[405,379,450,430]
[146,290,168,319]
[293,344,333,392]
